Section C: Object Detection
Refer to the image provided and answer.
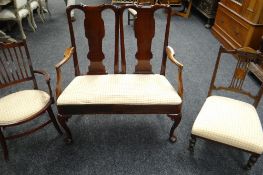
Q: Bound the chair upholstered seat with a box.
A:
[30,1,39,9]
[128,8,137,16]
[0,90,50,125]
[0,8,29,19]
[57,74,182,106]
[192,96,263,154]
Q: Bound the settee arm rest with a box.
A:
[33,69,54,102]
[55,47,75,99]
[166,46,184,99]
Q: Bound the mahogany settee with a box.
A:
[55,4,184,144]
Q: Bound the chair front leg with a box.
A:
[58,114,73,144]
[167,113,182,143]
[245,154,260,170]
[0,127,8,161]
[27,13,37,31]
[47,106,63,135]
[37,6,45,23]
[17,19,26,39]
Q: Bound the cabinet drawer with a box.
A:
[215,8,249,46]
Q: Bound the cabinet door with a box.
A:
[220,0,243,13]
[242,0,263,24]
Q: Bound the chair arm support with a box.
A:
[166,46,184,99]
[33,69,53,102]
[55,47,75,99]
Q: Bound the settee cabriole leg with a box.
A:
[47,107,63,135]
[188,134,196,152]
[167,113,182,143]
[0,127,8,160]
[244,154,260,170]
[58,114,73,144]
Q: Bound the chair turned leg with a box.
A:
[244,154,260,170]
[17,19,26,39]
[188,134,196,152]
[58,114,73,144]
[0,128,8,161]
[47,107,63,135]
[167,113,182,143]
[27,14,37,31]
[37,7,45,23]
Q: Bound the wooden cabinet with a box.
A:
[212,0,263,50]
[192,0,220,28]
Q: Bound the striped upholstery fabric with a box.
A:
[0,90,50,125]
[57,74,182,105]
[192,96,263,154]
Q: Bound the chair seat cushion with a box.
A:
[57,74,182,106]
[128,8,137,16]
[0,90,50,125]
[0,8,29,19]
[30,1,40,9]
[192,96,263,154]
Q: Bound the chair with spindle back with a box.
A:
[189,46,263,170]
[55,4,183,144]
[0,40,62,160]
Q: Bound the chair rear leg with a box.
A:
[167,113,182,143]
[0,128,8,161]
[245,154,260,170]
[58,114,73,144]
[188,134,196,152]
[47,107,63,135]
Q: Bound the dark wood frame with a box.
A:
[188,46,263,170]
[55,4,184,144]
[0,40,62,160]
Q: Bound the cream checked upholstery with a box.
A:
[57,74,182,105]
[0,8,29,19]
[192,96,263,154]
[0,90,50,125]
[128,8,137,16]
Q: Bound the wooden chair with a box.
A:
[55,4,183,144]
[0,40,62,160]
[0,0,35,39]
[159,0,192,18]
[127,0,156,25]
[189,46,263,170]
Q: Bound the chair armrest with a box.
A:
[55,47,75,99]
[33,69,54,102]
[166,46,184,98]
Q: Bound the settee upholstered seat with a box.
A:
[192,96,263,154]
[57,74,182,106]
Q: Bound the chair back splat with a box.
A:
[66,4,171,75]
[0,41,37,89]
[56,4,183,144]
[208,46,263,107]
